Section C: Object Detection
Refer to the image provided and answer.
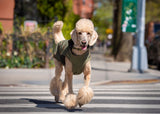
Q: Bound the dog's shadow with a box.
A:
[21,98,82,112]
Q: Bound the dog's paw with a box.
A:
[64,94,77,109]
[50,77,62,100]
[77,86,94,107]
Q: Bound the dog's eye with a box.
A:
[87,32,90,35]
[78,32,82,35]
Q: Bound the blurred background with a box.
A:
[0,0,160,70]
[1,1,160,113]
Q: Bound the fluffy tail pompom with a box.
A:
[53,21,65,44]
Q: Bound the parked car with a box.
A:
[147,31,160,70]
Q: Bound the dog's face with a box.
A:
[71,19,98,50]
[76,31,91,50]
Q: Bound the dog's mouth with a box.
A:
[81,45,87,50]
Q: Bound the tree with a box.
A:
[62,0,80,39]
[92,0,113,41]
[37,0,80,38]
[146,0,160,23]
[37,0,66,24]
[113,0,134,62]
[111,0,122,59]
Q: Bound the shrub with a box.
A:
[0,31,55,68]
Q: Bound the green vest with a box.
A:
[54,40,90,75]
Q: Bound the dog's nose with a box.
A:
[81,40,86,45]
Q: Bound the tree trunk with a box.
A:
[111,0,122,59]
[116,32,133,62]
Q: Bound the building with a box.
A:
[0,0,15,33]
[73,0,94,19]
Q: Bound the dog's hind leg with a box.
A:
[77,61,94,107]
[59,75,68,102]
[50,59,63,102]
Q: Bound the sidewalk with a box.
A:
[0,52,160,86]
[90,52,160,85]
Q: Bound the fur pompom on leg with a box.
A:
[50,77,62,102]
[77,86,94,107]
[64,94,77,109]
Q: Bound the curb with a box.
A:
[91,79,160,85]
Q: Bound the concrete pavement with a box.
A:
[0,51,160,86]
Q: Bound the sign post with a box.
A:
[121,0,137,32]
[129,0,148,72]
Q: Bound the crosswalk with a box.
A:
[0,84,160,114]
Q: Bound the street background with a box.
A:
[1,0,160,113]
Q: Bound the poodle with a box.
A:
[50,19,98,109]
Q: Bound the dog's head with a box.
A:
[70,19,98,50]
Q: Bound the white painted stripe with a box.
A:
[0,88,49,91]
[0,103,160,109]
[0,92,51,94]
[94,85,160,88]
[1,88,160,91]
[0,87,47,89]
[0,84,160,89]
[92,86,160,90]
[92,96,160,100]
[0,96,159,100]
[92,88,160,90]
[85,104,160,108]
[94,91,160,94]
[0,85,160,89]
[1,91,160,95]
[0,85,159,88]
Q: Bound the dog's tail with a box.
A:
[53,21,65,44]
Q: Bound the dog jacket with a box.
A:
[54,39,90,75]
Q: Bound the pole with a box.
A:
[129,0,148,73]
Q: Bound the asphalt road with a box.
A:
[1,83,160,113]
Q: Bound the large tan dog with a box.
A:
[50,19,98,109]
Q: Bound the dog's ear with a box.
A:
[70,29,78,44]
[89,30,98,46]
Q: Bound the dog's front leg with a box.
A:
[77,61,94,107]
[84,61,91,86]
[63,58,77,109]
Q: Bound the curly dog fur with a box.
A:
[50,19,98,109]
[77,86,94,107]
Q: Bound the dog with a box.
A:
[50,18,98,109]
